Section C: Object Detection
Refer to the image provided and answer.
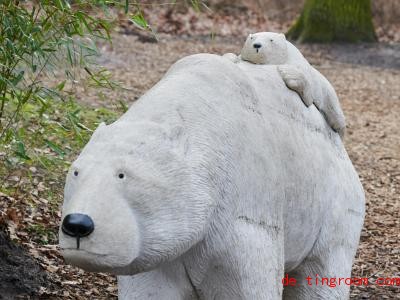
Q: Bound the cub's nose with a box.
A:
[253,43,262,49]
[62,213,94,237]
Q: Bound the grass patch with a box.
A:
[1,97,121,183]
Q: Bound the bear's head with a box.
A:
[59,120,214,275]
[240,32,288,65]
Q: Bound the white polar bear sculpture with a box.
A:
[59,54,365,300]
[223,32,346,137]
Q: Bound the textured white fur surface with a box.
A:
[59,54,365,299]
[237,32,346,137]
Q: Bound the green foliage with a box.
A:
[287,0,377,43]
[0,0,126,158]
[0,1,123,143]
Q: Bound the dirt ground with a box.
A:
[0,231,53,299]
[1,17,399,300]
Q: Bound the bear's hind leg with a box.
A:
[282,201,364,300]
[320,94,346,139]
[311,70,346,138]
[282,255,352,300]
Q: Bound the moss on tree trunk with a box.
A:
[287,0,376,43]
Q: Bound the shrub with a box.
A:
[0,1,122,144]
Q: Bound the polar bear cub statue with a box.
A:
[224,32,346,138]
[59,54,364,300]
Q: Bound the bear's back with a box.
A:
[123,54,362,262]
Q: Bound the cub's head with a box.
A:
[240,32,288,65]
[59,120,213,275]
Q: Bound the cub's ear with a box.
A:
[279,33,287,39]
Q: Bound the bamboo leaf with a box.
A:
[15,141,31,160]
[11,71,25,86]
[125,0,129,13]
[45,139,66,157]
[56,80,66,91]
[130,13,149,30]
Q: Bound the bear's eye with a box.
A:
[270,39,274,42]
[118,173,125,179]
[73,170,79,177]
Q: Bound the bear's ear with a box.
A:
[95,122,106,132]
[279,33,286,40]
[91,122,106,139]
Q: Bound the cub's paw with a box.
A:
[277,65,306,91]
[277,65,313,107]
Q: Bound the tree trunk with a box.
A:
[287,0,377,43]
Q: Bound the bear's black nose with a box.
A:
[62,213,94,238]
[253,43,262,49]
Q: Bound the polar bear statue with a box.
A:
[59,54,365,300]
[223,32,346,138]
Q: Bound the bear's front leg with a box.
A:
[118,261,198,300]
[184,217,285,300]
[277,65,314,107]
